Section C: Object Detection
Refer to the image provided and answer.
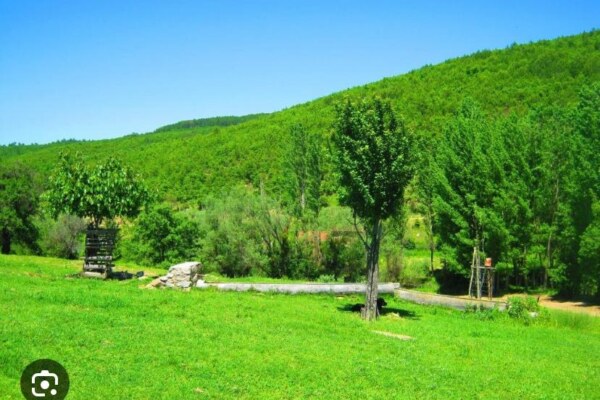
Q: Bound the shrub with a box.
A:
[317,274,337,283]
[403,238,416,250]
[464,304,502,321]
[42,214,86,259]
[507,296,547,324]
[199,188,268,277]
[321,234,365,282]
[132,204,200,267]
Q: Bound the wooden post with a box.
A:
[475,247,481,299]
[468,247,475,299]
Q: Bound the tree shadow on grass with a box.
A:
[337,304,419,320]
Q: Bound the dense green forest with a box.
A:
[1,31,599,297]
[2,31,599,202]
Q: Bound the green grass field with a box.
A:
[1,255,599,399]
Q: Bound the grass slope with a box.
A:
[1,255,599,399]
[2,31,599,202]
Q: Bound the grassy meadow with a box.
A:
[1,255,599,399]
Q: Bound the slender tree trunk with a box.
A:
[300,185,306,214]
[1,228,10,254]
[363,219,382,321]
[427,211,435,275]
[545,178,560,289]
[429,242,434,276]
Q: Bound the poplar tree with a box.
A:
[333,97,415,320]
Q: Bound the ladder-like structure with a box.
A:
[83,229,117,278]
[468,246,495,300]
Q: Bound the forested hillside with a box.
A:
[2,31,599,203]
[2,30,599,298]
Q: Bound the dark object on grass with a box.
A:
[350,298,387,313]
[135,271,144,278]
[110,271,133,280]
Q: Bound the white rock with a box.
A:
[159,261,202,290]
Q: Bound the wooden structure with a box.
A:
[468,246,495,300]
[83,229,117,278]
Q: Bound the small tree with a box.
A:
[0,163,40,254]
[131,204,200,267]
[286,124,323,222]
[333,97,416,320]
[46,153,151,229]
[414,147,438,275]
[42,214,87,259]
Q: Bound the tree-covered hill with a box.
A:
[153,113,267,133]
[2,30,599,203]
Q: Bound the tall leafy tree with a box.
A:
[526,108,577,289]
[46,153,151,228]
[0,163,40,254]
[414,138,440,274]
[578,200,600,297]
[562,83,600,295]
[435,101,500,272]
[333,97,415,320]
[286,124,323,222]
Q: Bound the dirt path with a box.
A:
[458,293,600,317]
[494,294,600,317]
[537,295,600,317]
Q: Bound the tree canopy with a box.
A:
[0,163,40,254]
[46,153,151,228]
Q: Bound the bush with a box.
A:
[200,187,325,279]
[41,214,86,259]
[464,304,502,321]
[317,274,337,283]
[131,204,200,268]
[199,188,268,277]
[507,296,547,324]
[289,236,322,280]
[321,233,365,282]
[402,238,416,250]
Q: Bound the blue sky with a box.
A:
[0,1,598,145]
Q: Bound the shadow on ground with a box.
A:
[337,304,418,319]
[109,271,145,280]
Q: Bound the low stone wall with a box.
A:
[395,289,506,311]
[196,282,400,294]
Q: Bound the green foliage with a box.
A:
[321,233,365,281]
[333,97,416,319]
[430,88,600,297]
[284,124,324,222]
[506,296,547,324]
[199,188,269,277]
[199,187,349,280]
[2,32,598,205]
[0,162,40,254]
[333,97,415,223]
[40,214,86,259]
[434,100,514,272]
[463,305,502,321]
[45,153,151,228]
[0,32,599,295]
[578,200,600,296]
[130,204,200,268]
[153,113,267,133]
